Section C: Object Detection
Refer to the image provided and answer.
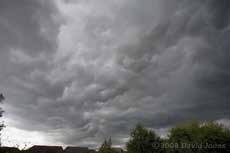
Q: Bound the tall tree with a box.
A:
[0,94,3,102]
[98,138,116,153]
[0,94,5,147]
[168,120,230,153]
[126,123,163,153]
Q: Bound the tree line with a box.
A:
[99,121,230,153]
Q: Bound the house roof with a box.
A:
[27,145,63,153]
[87,149,96,153]
[0,147,20,153]
[112,148,123,153]
[64,147,93,153]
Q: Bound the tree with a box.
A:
[126,123,163,153]
[98,138,116,153]
[168,120,230,153]
[0,94,5,147]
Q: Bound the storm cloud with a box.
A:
[0,0,229,148]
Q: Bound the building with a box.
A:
[0,147,20,153]
[26,145,97,153]
[64,147,95,153]
[27,145,63,153]
[112,148,124,153]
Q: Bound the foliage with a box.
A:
[126,121,229,153]
[0,94,4,103]
[126,123,163,153]
[167,120,230,153]
[98,138,116,153]
[0,94,5,147]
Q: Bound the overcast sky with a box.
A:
[0,0,229,149]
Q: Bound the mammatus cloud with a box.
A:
[0,0,229,148]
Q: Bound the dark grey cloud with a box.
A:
[0,0,229,149]
[0,0,60,55]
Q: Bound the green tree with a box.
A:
[98,138,116,153]
[168,120,230,153]
[0,94,5,147]
[126,123,163,153]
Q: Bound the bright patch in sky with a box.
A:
[2,127,47,149]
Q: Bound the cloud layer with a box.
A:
[0,0,229,148]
